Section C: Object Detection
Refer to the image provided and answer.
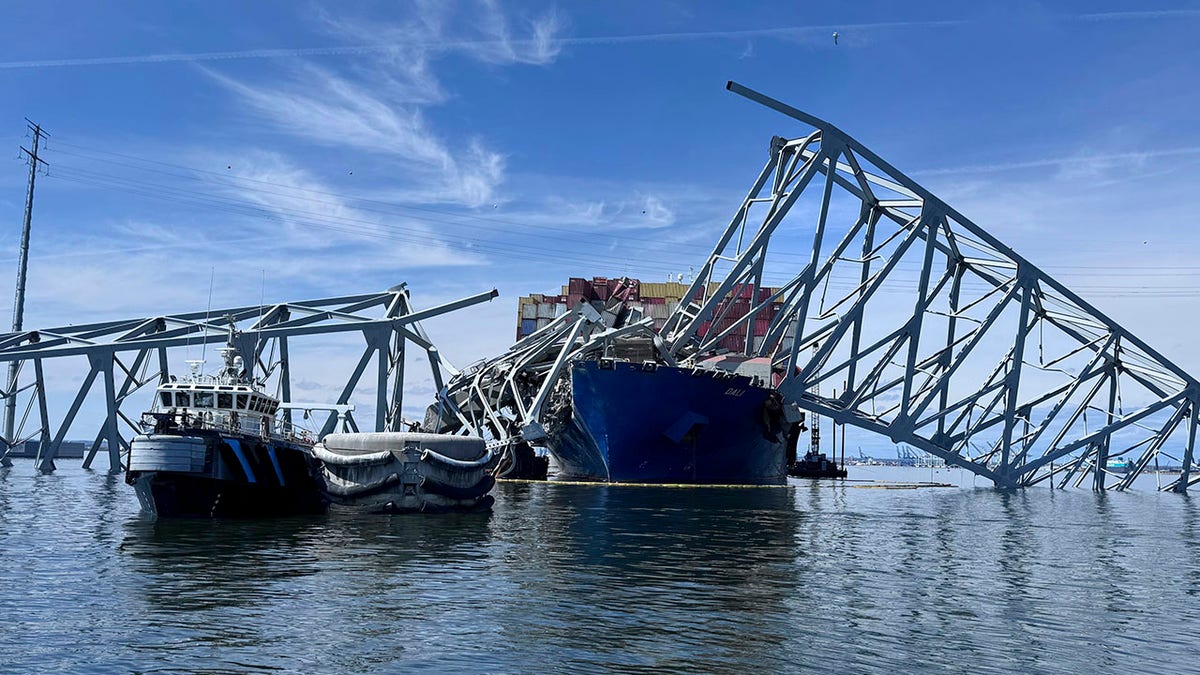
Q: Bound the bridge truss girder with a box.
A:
[428,282,668,466]
[661,82,1199,492]
[0,284,496,473]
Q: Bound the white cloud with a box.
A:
[205,1,566,209]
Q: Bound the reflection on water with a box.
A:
[2,463,1200,672]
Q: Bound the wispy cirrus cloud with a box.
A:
[204,2,564,209]
[2,8,1197,70]
[911,146,1200,178]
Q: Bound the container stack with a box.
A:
[515,277,792,354]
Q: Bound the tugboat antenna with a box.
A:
[199,267,214,372]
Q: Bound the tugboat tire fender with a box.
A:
[420,446,495,469]
[322,471,403,497]
[311,445,395,466]
[420,474,495,500]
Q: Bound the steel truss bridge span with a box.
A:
[656,82,1199,492]
[0,284,496,473]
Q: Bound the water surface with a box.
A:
[2,463,1198,673]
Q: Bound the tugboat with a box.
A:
[125,329,326,518]
[787,450,847,479]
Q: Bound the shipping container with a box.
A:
[513,277,788,342]
[520,318,537,335]
[536,317,551,330]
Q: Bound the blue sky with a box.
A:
[1,1,1199,448]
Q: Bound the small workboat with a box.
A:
[313,432,497,513]
[787,449,847,479]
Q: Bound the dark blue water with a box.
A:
[3,462,1199,673]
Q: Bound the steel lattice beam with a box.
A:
[0,284,497,473]
[659,81,1199,491]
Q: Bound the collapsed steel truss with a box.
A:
[440,82,1200,492]
[0,284,496,473]
[659,82,1199,491]
[428,281,667,455]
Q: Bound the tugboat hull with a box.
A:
[545,361,789,484]
[130,472,327,518]
[126,433,326,518]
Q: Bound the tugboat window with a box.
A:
[160,392,172,407]
[217,393,233,409]
[236,394,248,410]
[194,392,215,408]
[174,392,190,407]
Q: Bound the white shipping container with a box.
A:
[537,303,557,319]
[521,303,537,319]
[536,317,552,330]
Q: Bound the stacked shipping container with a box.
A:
[515,277,788,354]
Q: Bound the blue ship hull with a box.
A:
[545,361,788,485]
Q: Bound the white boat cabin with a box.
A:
[156,381,279,419]
[149,349,282,437]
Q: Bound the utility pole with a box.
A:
[3,120,48,465]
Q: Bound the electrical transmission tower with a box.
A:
[2,120,48,465]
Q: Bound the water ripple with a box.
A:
[1,463,1198,672]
